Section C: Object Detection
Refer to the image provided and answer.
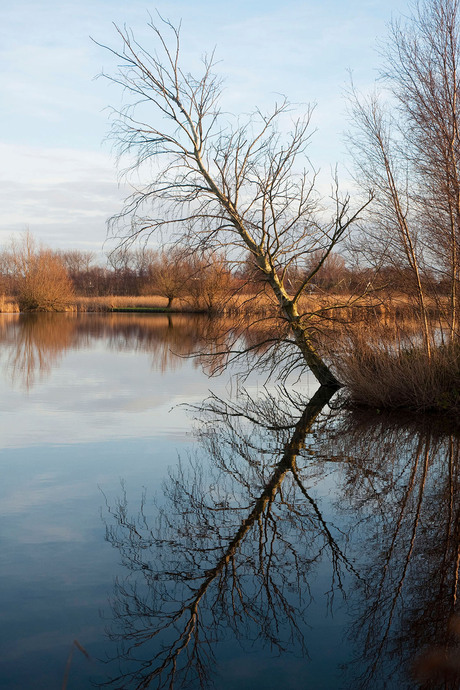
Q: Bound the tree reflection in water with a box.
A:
[0,313,77,389]
[0,312,278,389]
[101,392,460,689]
[318,412,460,689]
[100,384,359,689]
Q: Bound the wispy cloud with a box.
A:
[0,0,409,250]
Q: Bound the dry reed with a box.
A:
[0,295,19,313]
[334,323,460,413]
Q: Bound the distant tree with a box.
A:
[130,247,157,281]
[58,249,96,295]
[187,252,235,312]
[150,248,192,309]
[8,233,75,311]
[303,250,348,292]
[0,248,15,295]
[106,246,139,295]
[58,249,95,275]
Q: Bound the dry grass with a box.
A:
[74,291,279,314]
[5,287,439,317]
[75,294,177,311]
[75,290,392,317]
[334,323,460,413]
[0,295,19,313]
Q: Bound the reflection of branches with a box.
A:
[0,312,291,386]
[100,385,360,689]
[317,412,460,689]
[5,313,76,389]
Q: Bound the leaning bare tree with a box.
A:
[96,18,370,387]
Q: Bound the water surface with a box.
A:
[0,313,458,689]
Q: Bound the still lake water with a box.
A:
[0,313,459,689]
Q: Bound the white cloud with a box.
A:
[0,143,126,249]
[0,0,411,250]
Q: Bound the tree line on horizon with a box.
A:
[0,233,454,311]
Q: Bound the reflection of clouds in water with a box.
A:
[1,475,92,519]
[0,314,244,448]
[0,312,309,448]
[16,524,85,544]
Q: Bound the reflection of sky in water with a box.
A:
[0,315,226,687]
[0,314,338,689]
[5,314,456,689]
[0,436,195,687]
[0,315,318,448]
[0,347,224,448]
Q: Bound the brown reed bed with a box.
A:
[74,291,280,314]
[332,321,460,414]
[2,288,444,318]
[0,295,19,313]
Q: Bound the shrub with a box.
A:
[9,233,75,312]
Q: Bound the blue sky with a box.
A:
[0,0,409,255]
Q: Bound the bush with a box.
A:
[9,233,75,312]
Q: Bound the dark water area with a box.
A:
[0,313,459,689]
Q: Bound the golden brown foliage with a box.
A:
[9,233,75,312]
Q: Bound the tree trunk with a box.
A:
[283,301,341,388]
[263,262,341,388]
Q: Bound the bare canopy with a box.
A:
[96,17,371,386]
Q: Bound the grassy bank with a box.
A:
[0,290,449,317]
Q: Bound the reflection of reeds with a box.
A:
[61,639,90,690]
[314,411,460,689]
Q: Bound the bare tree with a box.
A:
[96,18,371,387]
[58,249,96,296]
[8,232,75,312]
[58,249,95,275]
[385,0,460,340]
[347,91,433,356]
[186,250,235,312]
[150,247,192,308]
[303,249,349,292]
[350,0,460,344]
